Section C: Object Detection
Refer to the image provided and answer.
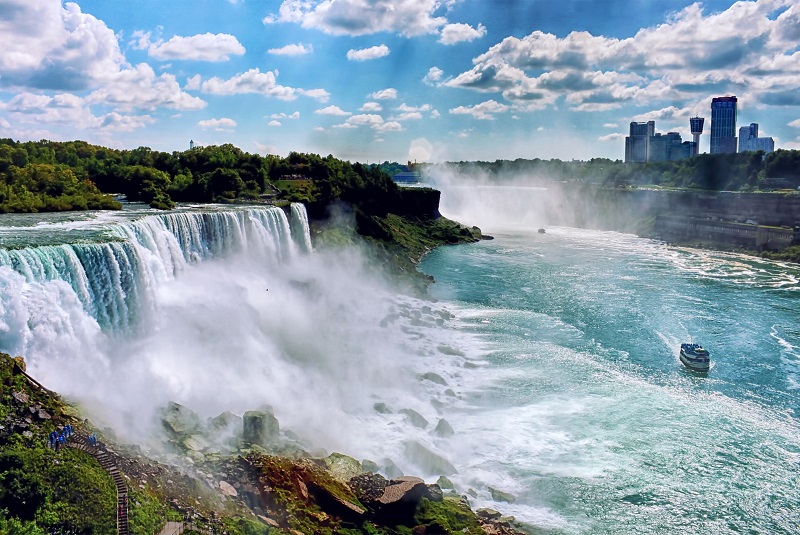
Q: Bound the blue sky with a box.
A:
[1,0,799,163]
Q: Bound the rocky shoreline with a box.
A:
[1,354,532,534]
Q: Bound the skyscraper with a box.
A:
[738,123,775,154]
[624,121,655,163]
[710,96,737,154]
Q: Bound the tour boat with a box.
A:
[538,228,546,234]
[679,343,711,371]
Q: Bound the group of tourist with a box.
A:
[45,424,99,450]
[47,424,74,450]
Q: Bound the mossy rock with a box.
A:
[323,452,364,483]
[414,496,485,535]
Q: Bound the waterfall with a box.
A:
[290,203,313,254]
[0,204,312,347]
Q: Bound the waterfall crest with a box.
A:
[0,204,311,343]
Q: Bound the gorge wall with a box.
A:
[554,187,800,250]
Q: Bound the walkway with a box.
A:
[67,439,129,535]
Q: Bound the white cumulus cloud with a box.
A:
[347,45,390,61]
[87,63,207,111]
[439,23,486,45]
[198,117,237,130]
[360,102,382,112]
[147,33,245,62]
[268,43,314,56]
[369,88,397,100]
[449,100,509,120]
[423,67,444,85]
[262,0,449,37]
[199,68,325,101]
[315,105,351,116]
[0,0,125,91]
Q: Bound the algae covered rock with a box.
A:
[323,452,364,483]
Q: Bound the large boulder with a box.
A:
[350,473,442,526]
[242,409,280,447]
[323,452,364,483]
[399,409,429,429]
[433,419,454,438]
[208,411,242,435]
[161,402,202,437]
[488,486,516,503]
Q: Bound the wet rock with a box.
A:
[418,372,447,386]
[436,476,455,490]
[403,441,457,475]
[437,345,465,357]
[378,476,427,505]
[208,411,242,435]
[11,391,29,405]
[488,486,516,503]
[36,409,51,420]
[433,419,454,438]
[399,409,429,429]
[182,435,210,452]
[349,472,389,504]
[161,402,202,436]
[243,409,280,447]
[373,402,392,414]
[382,458,404,479]
[477,508,502,520]
[361,459,380,473]
[323,452,363,483]
[426,483,444,502]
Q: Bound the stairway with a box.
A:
[68,439,129,535]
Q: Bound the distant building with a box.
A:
[738,123,775,154]
[690,117,704,156]
[710,96,738,154]
[624,121,655,163]
[190,140,196,150]
[625,121,696,163]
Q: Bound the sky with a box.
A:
[1,0,799,164]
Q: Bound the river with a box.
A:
[1,199,799,533]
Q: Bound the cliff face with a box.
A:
[548,186,800,251]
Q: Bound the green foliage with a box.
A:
[0,517,47,535]
[128,487,171,535]
[413,497,485,535]
[0,441,116,534]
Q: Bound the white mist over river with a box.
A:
[3,198,800,533]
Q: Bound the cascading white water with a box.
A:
[0,203,463,481]
[0,205,299,339]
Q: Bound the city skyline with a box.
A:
[1,0,800,163]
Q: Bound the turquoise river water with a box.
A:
[1,199,799,534]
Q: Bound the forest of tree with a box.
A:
[0,139,400,216]
[1,138,799,215]
[442,150,800,191]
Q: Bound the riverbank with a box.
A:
[0,353,529,534]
